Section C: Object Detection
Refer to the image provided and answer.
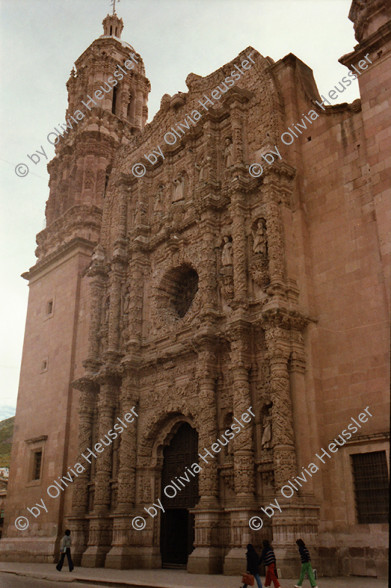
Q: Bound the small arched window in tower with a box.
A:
[110,25,113,35]
[103,165,111,198]
[112,86,118,114]
[103,174,109,198]
[127,93,134,122]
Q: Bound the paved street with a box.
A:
[0,572,102,587]
[0,562,389,588]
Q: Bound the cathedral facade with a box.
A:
[1,0,389,579]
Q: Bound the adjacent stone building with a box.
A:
[0,0,389,578]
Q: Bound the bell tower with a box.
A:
[43,10,150,236]
[0,9,149,563]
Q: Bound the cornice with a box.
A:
[22,237,96,282]
[339,20,391,66]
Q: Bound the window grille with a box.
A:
[351,451,389,524]
[33,451,42,481]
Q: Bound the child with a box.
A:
[294,539,317,588]
[260,540,280,587]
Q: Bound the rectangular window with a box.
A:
[351,451,389,524]
[47,300,53,315]
[32,451,42,480]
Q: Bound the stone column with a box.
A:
[86,245,107,365]
[198,211,218,317]
[263,315,310,576]
[188,339,222,573]
[289,324,316,496]
[227,100,248,309]
[82,379,116,567]
[105,370,139,569]
[107,183,128,355]
[196,345,219,503]
[224,321,256,574]
[262,179,286,297]
[126,252,145,350]
[107,256,126,354]
[230,189,248,307]
[264,322,297,488]
[67,382,96,565]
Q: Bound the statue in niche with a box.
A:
[224,138,234,168]
[252,218,267,256]
[103,295,110,328]
[250,217,270,288]
[196,157,207,182]
[219,235,234,302]
[134,201,147,225]
[261,405,272,450]
[153,184,165,213]
[221,236,233,266]
[172,175,185,202]
[123,286,130,316]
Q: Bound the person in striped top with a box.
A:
[260,540,280,588]
[294,539,318,588]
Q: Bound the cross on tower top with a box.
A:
[110,0,120,15]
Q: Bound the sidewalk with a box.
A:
[0,562,388,587]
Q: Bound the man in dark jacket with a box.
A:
[56,529,74,572]
[243,544,263,588]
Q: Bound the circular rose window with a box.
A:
[158,265,199,319]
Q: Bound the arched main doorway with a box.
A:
[160,422,199,568]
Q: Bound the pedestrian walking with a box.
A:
[242,543,263,588]
[260,540,280,588]
[56,529,74,572]
[294,538,318,588]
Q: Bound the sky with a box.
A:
[0,0,358,421]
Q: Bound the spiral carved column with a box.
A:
[264,323,297,489]
[81,380,116,567]
[263,182,286,295]
[196,346,219,503]
[67,383,96,564]
[188,339,222,574]
[223,321,256,575]
[199,211,218,317]
[230,190,248,307]
[105,371,139,569]
[107,262,125,354]
[86,247,107,365]
[229,324,255,498]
